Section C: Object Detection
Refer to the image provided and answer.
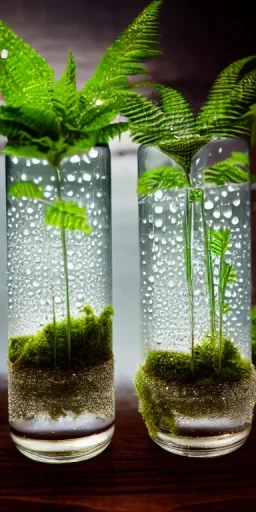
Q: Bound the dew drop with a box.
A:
[205,200,214,210]
[213,210,220,219]
[155,190,163,200]
[155,219,163,228]
[223,206,232,219]
[231,216,239,225]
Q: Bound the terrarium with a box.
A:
[6,148,115,462]
[0,1,163,462]
[132,60,256,457]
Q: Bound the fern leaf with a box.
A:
[4,144,49,161]
[209,228,230,257]
[197,57,256,137]
[9,181,44,200]
[0,105,60,139]
[137,166,188,195]
[45,200,92,234]
[82,0,162,97]
[54,51,80,124]
[97,122,129,143]
[0,21,54,111]
[222,262,237,290]
[203,152,250,185]
[155,84,194,133]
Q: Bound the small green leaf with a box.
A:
[45,200,92,234]
[222,262,236,288]
[209,228,230,257]
[8,181,44,200]
[203,152,250,185]
[223,303,231,314]
[137,166,188,195]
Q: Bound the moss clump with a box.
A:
[134,365,256,438]
[9,305,113,370]
[146,337,252,385]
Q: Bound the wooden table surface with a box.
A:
[1,379,256,512]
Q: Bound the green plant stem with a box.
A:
[55,167,71,361]
[218,253,225,373]
[200,192,216,343]
[184,189,195,376]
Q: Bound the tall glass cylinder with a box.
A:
[6,146,114,463]
[135,140,256,458]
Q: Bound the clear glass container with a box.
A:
[135,139,256,458]
[6,146,114,463]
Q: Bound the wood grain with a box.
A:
[1,379,256,512]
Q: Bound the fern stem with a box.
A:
[51,287,57,368]
[184,189,195,376]
[218,253,225,373]
[200,192,216,343]
[55,168,71,362]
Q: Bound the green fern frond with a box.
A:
[209,228,230,257]
[83,0,162,96]
[197,57,256,137]
[137,166,188,195]
[222,262,236,288]
[155,84,194,134]
[97,122,129,143]
[45,200,92,234]
[203,151,250,185]
[0,3,163,165]
[0,20,54,111]
[9,181,44,200]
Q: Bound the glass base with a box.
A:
[11,424,114,464]
[152,425,251,458]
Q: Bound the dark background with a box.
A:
[1,0,256,105]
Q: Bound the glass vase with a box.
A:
[135,140,256,458]
[5,146,114,463]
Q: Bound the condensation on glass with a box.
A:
[6,146,114,463]
[137,139,256,457]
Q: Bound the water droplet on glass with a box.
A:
[221,190,228,198]
[67,174,75,182]
[89,148,99,158]
[25,269,31,276]
[149,276,155,283]
[23,229,29,236]
[223,206,232,219]
[213,210,220,219]
[205,200,214,210]
[83,173,91,182]
[155,190,163,200]
[231,216,239,225]
[155,219,163,228]
[155,206,163,214]
[233,198,240,207]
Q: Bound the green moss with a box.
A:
[134,364,256,438]
[146,337,252,384]
[8,304,113,370]
[134,368,177,438]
